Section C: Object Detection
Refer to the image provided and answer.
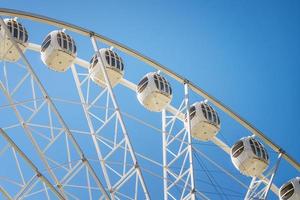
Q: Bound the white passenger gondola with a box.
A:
[89,48,124,88]
[0,18,28,62]
[231,136,269,177]
[186,101,220,141]
[279,177,300,200]
[136,72,172,112]
[40,30,76,72]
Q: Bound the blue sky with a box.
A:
[0,0,299,199]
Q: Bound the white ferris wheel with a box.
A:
[0,8,299,200]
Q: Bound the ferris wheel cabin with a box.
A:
[279,177,300,200]
[0,18,28,62]
[231,136,269,177]
[186,101,221,141]
[40,30,77,72]
[137,72,172,112]
[89,48,124,88]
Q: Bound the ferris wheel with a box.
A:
[0,8,299,200]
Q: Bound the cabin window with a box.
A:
[62,34,67,50]
[189,106,196,120]
[4,20,28,42]
[105,50,124,71]
[216,112,220,125]
[41,35,51,52]
[280,183,294,200]
[152,74,171,95]
[250,138,267,160]
[201,104,207,119]
[57,32,76,54]
[232,141,244,158]
[201,103,220,125]
[154,75,159,90]
[137,77,149,93]
[73,44,76,54]
[19,28,23,41]
[57,33,61,46]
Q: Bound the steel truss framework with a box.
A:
[161,83,197,200]
[245,152,283,200]
[0,8,299,200]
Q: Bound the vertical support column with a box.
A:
[183,81,196,200]
[262,152,283,200]
[90,35,150,200]
[162,109,168,200]
[161,80,199,200]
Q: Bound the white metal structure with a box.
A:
[161,82,197,200]
[89,48,124,87]
[0,8,299,200]
[0,18,28,62]
[279,177,300,200]
[186,101,220,141]
[137,72,172,112]
[41,30,77,72]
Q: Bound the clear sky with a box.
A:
[0,0,299,199]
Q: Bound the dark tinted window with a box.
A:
[216,112,220,125]
[7,21,12,33]
[208,105,216,123]
[66,35,72,52]
[154,75,159,90]
[105,55,110,65]
[57,34,61,46]
[256,141,263,158]
[24,30,28,42]
[201,104,207,119]
[41,41,51,52]
[152,74,171,95]
[137,77,149,93]
[207,109,212,121]
[121,62,124,71]
[5,20,28,43]
[19,28,23,40]
[250,138,268,161]
[189,106,196,120]
[249,139,256,155]
[41,35,51,52]
[105,50,124,71]
[41,35,51,47]
[159,76,164,91]
[111,56,115,66]
[13,27,18,38]
[232,141,244,158]
[280,183,294,200]
[201,103,220,125]
[63,35,67,49]
[57,32,76,54]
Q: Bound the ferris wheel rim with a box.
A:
[0,5,298,177]
[0,8,296,199]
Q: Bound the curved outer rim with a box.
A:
[0,8,298,172]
